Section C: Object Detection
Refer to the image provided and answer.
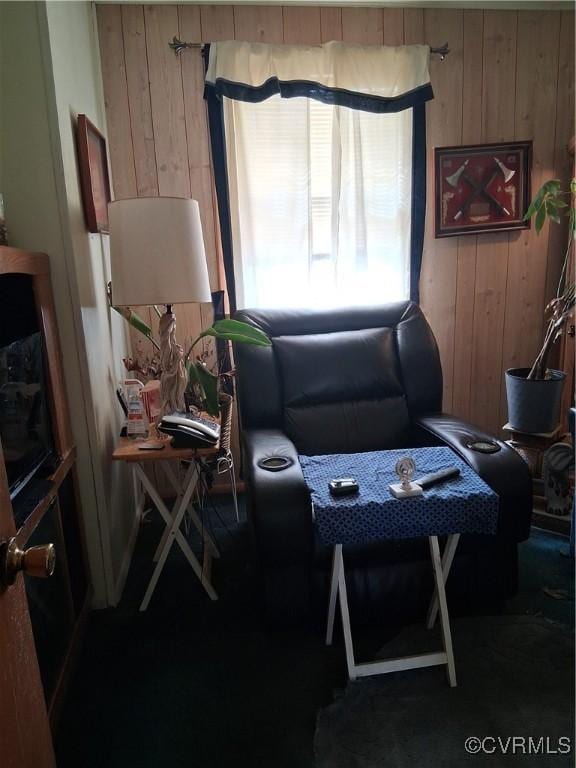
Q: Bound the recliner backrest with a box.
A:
[234,302,443,455]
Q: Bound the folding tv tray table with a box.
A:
[299,446,499,687]
[112,436,221,611]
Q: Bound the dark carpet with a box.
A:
[55,499,574,768]
[315,615,574,768]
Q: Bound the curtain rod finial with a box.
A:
[169,36,193,56]
[431,43,450,61]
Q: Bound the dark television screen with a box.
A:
[0,274,55,498]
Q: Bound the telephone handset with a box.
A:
[157,412,220,448]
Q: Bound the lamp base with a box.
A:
[159,308,187,416]
[389,482,423,499]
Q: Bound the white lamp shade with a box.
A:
[109,197,212,306]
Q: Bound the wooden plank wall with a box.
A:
[97,5,574,437]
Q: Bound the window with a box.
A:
[224,95,413,310]
[206,40,431,310]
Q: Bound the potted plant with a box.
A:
[108,288,271,417]
[505,175,575,433]
[184,318,270,416]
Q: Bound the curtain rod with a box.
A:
[169,37,450,60]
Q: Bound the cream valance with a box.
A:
[205,40,433,113]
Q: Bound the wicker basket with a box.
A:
[218,393,234,455]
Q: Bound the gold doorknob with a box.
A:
[1,538,56,586]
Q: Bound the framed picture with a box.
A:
[435,141,532,238]
[76,114,111,234]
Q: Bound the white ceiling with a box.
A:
[94,0,573,9]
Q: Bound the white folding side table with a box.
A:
[299,446,500,689]
[326,534,460,686]
[112,436,220,611]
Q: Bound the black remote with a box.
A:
[329,478,359,497]
[415,466,460,489]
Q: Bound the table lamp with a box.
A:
[109,197,212,415]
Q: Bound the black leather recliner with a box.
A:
[234,302,533,626]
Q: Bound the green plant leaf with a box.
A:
[535,204,547,233]
[129,311,154,339]
[194,362,219,415]
[531,186,546,203]
[112,305,156,341]
[545,201,561,224]
[214,318,272,345]
[543,179,562,194]
[199,319,271,347]
[187,361,201,386]
[524,179,566,223]
[523,198,542,221]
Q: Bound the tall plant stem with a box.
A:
[556,228,573,298]
[528,324,556,380]
[184,336,202,365]
[528,285,575,379]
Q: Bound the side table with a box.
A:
[112,436,220,610]
[326,535,460,685]
[502,422,563,478]
[502,422,571,534]
[299,447,499,687]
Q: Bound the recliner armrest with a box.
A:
[243,429,313,566]
[414,414,532,542]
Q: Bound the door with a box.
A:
[0,442,56,768]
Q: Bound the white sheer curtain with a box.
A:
[224,96,413,310]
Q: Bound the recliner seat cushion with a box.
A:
[285,397,409,455]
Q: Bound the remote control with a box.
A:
[415,466,460,489]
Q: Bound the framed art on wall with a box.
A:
[435,141,532,238]
[76,114,111,234]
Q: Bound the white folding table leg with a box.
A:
[152,461,185,562]
[140,511,181,610]
[136,461,218,610]
[138,461,200,610]
[326,545,340,646]
[160,460,220,559]
[426,533,460,629]
[335,545,358,681]
[185,504,220,559]
[156,461,219,586]
[327,542,455,684]
[132,465,145,518]
[429,535,457,687]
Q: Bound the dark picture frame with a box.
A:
[76,114,111,234]
[434,141,532,238]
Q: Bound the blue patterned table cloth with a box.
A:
[299,446,498,547]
